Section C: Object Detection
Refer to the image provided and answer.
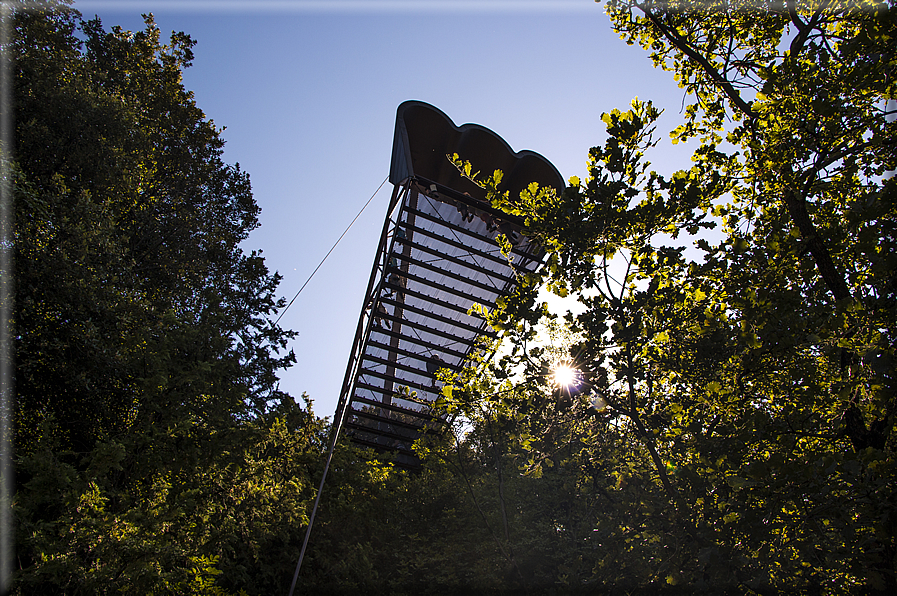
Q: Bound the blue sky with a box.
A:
[74,0,695,420]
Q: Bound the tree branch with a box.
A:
[802,138,875,198]
[786,0,808,34]
[637,3,756,120]
[780,181,851,302]
[624,342,678,506]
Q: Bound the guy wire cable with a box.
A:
[275,176,388,327]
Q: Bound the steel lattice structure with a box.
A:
[289,103,566,592]
[331,101,564,468]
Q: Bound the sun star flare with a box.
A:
[551,363,578,388]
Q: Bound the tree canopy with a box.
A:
[427,0,896,591]
[8,0,896,594]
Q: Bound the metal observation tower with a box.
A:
[332,100,565,467]
[289,102,565,593]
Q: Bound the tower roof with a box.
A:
[390,100,564,204]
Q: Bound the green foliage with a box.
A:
[14,395,327,595]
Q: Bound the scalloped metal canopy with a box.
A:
[390,100,564,204]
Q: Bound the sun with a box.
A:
[551,363,578,388]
